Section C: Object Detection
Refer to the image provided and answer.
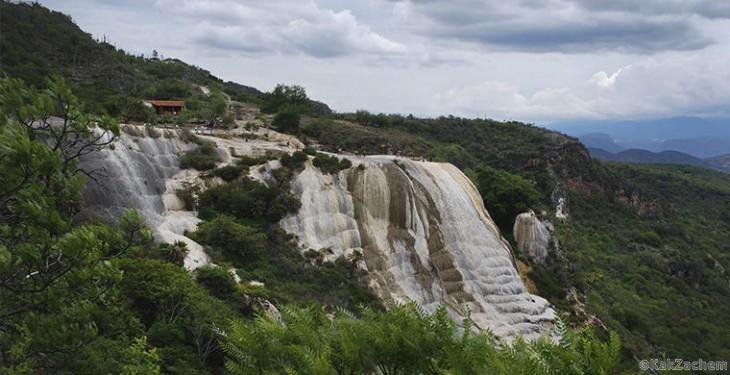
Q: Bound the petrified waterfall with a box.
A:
[79,128,554,340]
[281,156,555,340]
[78,126,210,270]
[514,210,554,264]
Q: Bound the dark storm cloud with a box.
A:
[438,17,711,53]
[395,0,718,53]
[576,0,730,19]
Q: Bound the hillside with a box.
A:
[706,153,730,172]
[1,1,730,372]
[0,0,268,118]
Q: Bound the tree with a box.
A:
[261,84,309,114]
[472,164,544,235]
[0,76,152,372]
[272,110,300,133]
[0,75,120,179]
[207,92,228,127]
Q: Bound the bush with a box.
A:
[272,110,300,133]
[430,143,476,168]
[303,146,317,155]
[154,241,188,266]
[192,214,266,261]
[312,153,351,174]
[197,179,301,224]
[221,304,621,375]
[195,266,238,299]
[179,142,220,171]
[175,181,201,211]
[280,151,308,170]
[213,165,244,182]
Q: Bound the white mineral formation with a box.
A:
[78,126,211,270]
[513,210,553,264]
[281,156,555,341]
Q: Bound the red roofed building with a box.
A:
[144,100,185,115]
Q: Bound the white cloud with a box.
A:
[434,56,730,121]
[590,66,630,89]
[154,0,406,58]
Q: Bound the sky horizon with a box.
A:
[39,0,730,124]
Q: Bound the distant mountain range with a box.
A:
[587,147,730,173]
[545,117,730,158]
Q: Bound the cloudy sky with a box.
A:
[41,0,730,123]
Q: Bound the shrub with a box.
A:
[472,164,543,234]
[195,266,238,299]
[179,141,220,171]
[236,155,273,167]
[272,110,300,133]
[154,241,188,266]
[280,151,308,170]
[213,165,244,182]
[197,179,301,224]
[221,304,621,375]
[175,181,201,211]
[192,214,266,261]
[312,153,351,174]
[635,231,662,247]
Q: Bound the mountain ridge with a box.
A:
[549,117,730,158]
[587,147,729,173]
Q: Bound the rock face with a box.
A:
[513,210,554,264]
[77,126,211,270]
[281,156,555,341]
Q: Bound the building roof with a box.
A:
[145,100,185,107]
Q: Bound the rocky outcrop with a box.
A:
[281,156,555,341]
[77,125,212,270]
[513,210,554,264]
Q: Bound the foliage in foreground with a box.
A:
[221,303,620,375]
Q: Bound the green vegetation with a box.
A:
[471,165,544,235]
[312,153,353,174]
[222,304,620,375]
[213,164,246,182]
[192,215,266,262]
[272,109,301,133]
[545,163,730,363]
[196,178,301,224]
[179,141,220,171]
[261,84,310,114]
